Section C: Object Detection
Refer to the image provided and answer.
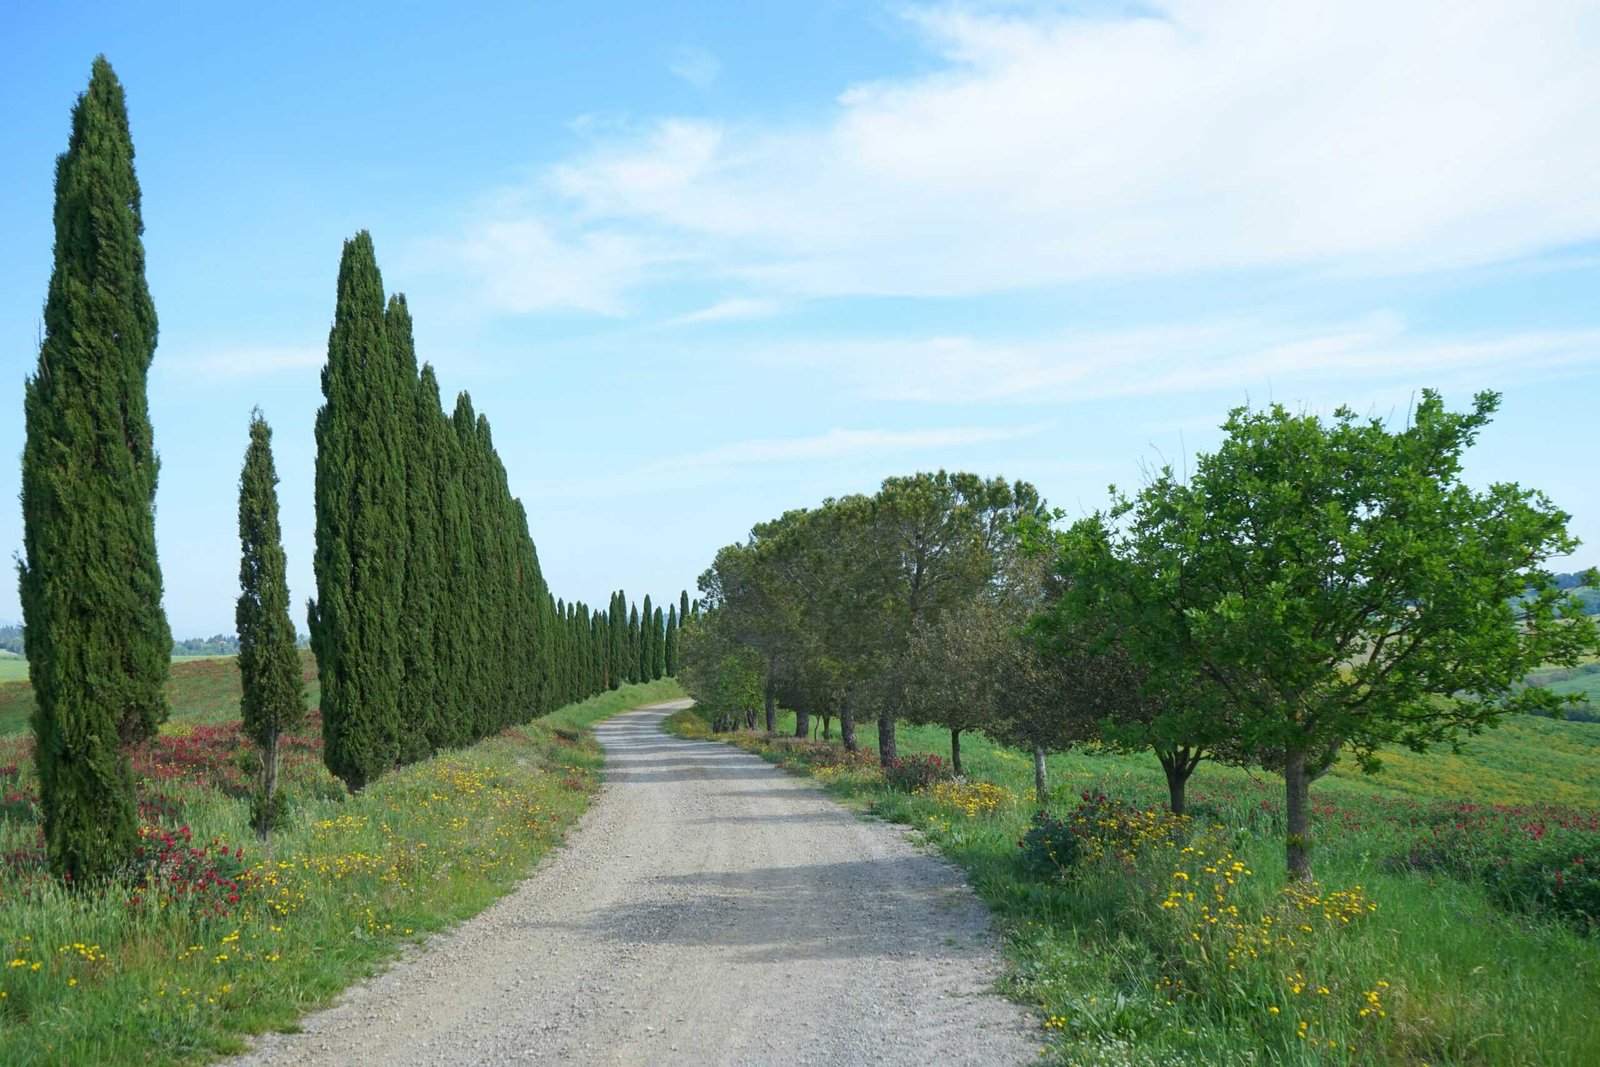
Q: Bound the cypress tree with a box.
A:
[629,604,642,683]
[641,595,655,681]
[19,56,171,882]
[417,366,463,750]
[653,606,666,679]
[391,297,440,762]
[451,395,487,736]
[680,590,691,632]
[665,604,679,676]
[237,411,305,841]
[309,232,407,792]
[608,592,627,689]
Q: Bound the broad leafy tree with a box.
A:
[1058,391,1598,879]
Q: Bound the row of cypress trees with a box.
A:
[308,231,695,791]
[17,56,699,879]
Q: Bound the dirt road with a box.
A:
[231,701,1037,1065]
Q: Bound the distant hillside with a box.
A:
[0,648,320,736]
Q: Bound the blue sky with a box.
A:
[2,0,1598,637]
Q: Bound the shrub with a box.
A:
[1018,809,1082,878]
[883,753,950,792]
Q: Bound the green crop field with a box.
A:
[0,653,26,683]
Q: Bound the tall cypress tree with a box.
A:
[652,606,667,679]
[309,232,407,792]
[608,592,627,689]
[629,603,643,683]
[665,604,679,676]
[390,297,440,762]
[680,590,691,631]
[237,411,305,841]
[641,595,655,681]
[19,57,171,882]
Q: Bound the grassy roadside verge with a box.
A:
[667,707,1600,1066]
[0,678,684,1065]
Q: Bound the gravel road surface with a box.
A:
[230,700,1037,1066]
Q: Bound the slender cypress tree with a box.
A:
[680,590,691,631]
[652,606,667,679]
[641,595,655,681]
[391,298,441,762]
[665,604,679,676]
[608,592,627,689]
[237,411,305,841]
[309,232,407,791]
[19,57,171,882]
[629,604,643,683]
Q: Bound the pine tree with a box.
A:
[237,411,305,841]
[309,232,407,792]
[665,604,679,676]
[19,56,171,882]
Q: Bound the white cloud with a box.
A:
[458,0,1600,306]
[156,345,323,379]
[658,423,1053,468]
[666,297,784,326]
[761,317,1600,403]
[668,45,721,88]
[521,422,1056,502]
[450,213,680,316]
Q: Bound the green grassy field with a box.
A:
[0,652,322,737]
[0,660,684,1065]
[0,654,27,683]
[673,710,1600,1066]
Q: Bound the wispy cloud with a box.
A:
[656,423,1054,469]
[521,422,1056,503]
[665,297,784,327]
[156,345,323,380]
[449,0,1600,309]
[668,45,721,88]
[760,317,1600,404]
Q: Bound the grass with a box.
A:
[0,657,26,684]
[0,672,684,1065]
[669,709,1600,1066]
[0,652,322,738]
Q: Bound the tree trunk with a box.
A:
[256,731,280,842]
[820,713,832,741]
[840,691,858,752]
[878,712,898,766]
[764,664,777,735]
[794,708,810,739]
[1285,745,1312,882]
[1157,747,1198,816]
[950,728,963,777]
[1033,744,1048,806]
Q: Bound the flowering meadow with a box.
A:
[0,663,684,1065]
[672,708,1600,1065]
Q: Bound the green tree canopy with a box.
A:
[1049,390,1598,879]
